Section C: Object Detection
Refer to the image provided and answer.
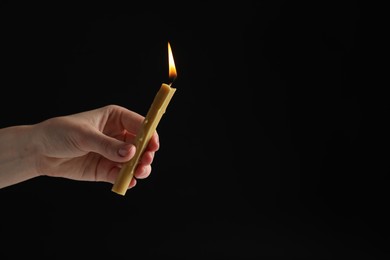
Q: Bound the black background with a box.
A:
[0,1,388,259]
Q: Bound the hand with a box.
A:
[0,105,159,189]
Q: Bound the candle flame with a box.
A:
[168,42,177,82]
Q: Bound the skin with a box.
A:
[0,104,159,190]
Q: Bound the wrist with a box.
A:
[0,125,40,188]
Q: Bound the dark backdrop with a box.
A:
[1,1,388,259]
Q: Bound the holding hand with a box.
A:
[0,105,159,190]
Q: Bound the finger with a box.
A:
[107,105,145,135]
[129,178,137,189]
[147,132,160,152]
[83,129,136,163]
[103,163,137,188]
[103,166,137,189]
[105,165,122,184]
[108,106,160,149]
[134,164,152,179]
[139,150,155,165]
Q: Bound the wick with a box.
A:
[168,77,177,87]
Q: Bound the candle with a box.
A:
[111,42,177,195]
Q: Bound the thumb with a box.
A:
[85,129,136,162]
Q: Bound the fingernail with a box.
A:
[118,147,130,157]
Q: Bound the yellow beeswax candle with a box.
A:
[112,42,177,195]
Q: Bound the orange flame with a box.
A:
[168,42,177,82]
